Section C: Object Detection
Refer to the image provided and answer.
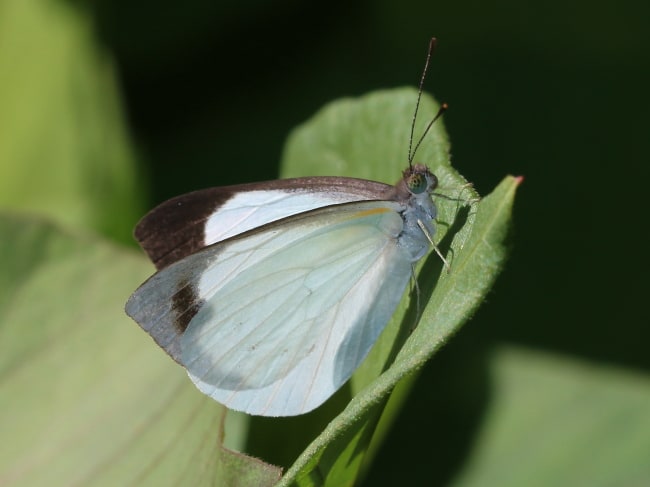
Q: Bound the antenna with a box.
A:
[407,37,447,167]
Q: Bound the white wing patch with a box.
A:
[204,190,377,246]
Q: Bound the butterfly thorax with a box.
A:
[395,163,438,261]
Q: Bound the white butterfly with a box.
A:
[125,161,448,416]
[126,38,454,416]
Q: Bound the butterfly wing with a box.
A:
[126,200,415,416]
[134,177,393,269]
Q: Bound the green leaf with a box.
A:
[244,88,517,485]
[450,347,650,487]
[0,88,516,486]
[0,0,142,244]
[0,214,281,487]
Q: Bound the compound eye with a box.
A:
[407,172,428,194]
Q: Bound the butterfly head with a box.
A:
[403,163,438,196]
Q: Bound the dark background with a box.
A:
[90,0,649,484]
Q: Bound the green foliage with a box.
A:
[450,347,650,487]
[0,0,142,244]
[0,2,534,486]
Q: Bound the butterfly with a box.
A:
[125,38,455,417]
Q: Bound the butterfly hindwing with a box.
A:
[126,199,414,416]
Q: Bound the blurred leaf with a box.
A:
[0,0,141,244]
[256,88,518,485]
[0,214,280,486]
[450,347,650,487]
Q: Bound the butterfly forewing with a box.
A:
[134,178,393,269]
